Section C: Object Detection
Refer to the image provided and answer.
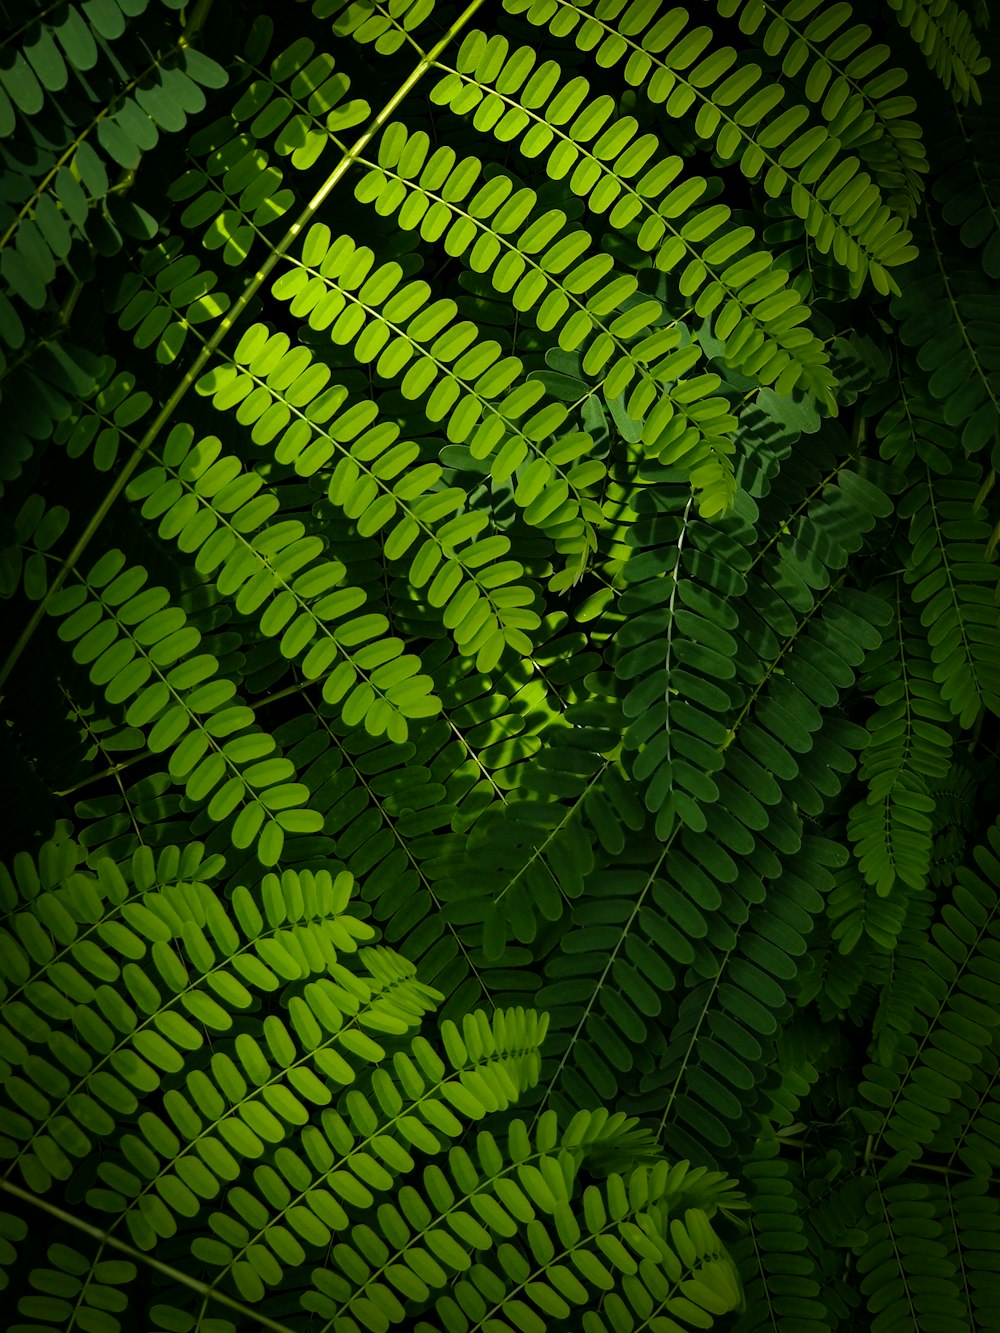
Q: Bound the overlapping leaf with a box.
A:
[498,2,918,296]
[45,547,324,864]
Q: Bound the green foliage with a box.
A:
[1,1,999,1331]
[0,831,744,1329]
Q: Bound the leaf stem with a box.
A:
[0,1179,299,1333]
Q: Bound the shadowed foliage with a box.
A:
[1,2,999,1330]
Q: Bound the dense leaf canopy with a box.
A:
[1,1,999,1331]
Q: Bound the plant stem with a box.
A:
[0,1179,298,1333]
[52,752,148,799]
[180,0,214,45]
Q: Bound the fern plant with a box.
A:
[0,829,746,1330]
[2,1,1000,1330]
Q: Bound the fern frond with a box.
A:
[270,699,509,1016]
[858,1176,967,1331]
[0,855,378,1196]
[44,549,323,864]
[198,320,545,667]
[943,1034,1000,1176]
[501,0,918,296]
[271,226,604,564]
[730,1136,829,1333]
[0,8,225,320]
[0,326,102,490]
[719,0,930,219]
[434,30,839,409]
[941,1176,1000,1332]
[358,121,648,364]
[928,757,978,887]
[318,0,443,56]
[124,422,439,743]
[932,86,1000,277]
[799,918,888,1021]
[3,2,1000,1329]
[887,0,990,105]
[900,461,1000,727]
[859,816,1000,1160]
[0,831,743,1333]
[828,857,896,958]
[892,209,1000,455]
[106,238,234,370]
[168,1004,547,1304]
[0,491,71,601]
[649,832,846,1162]
[355,119,748,471]
[868,362,960,475]
[846,595,954,899]
[441,698,644,958]
[616,485,750,837]
[301,1108,662,1328]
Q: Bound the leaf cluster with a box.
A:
[1,2,999,1331]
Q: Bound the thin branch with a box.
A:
[0,1179,299,1333]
